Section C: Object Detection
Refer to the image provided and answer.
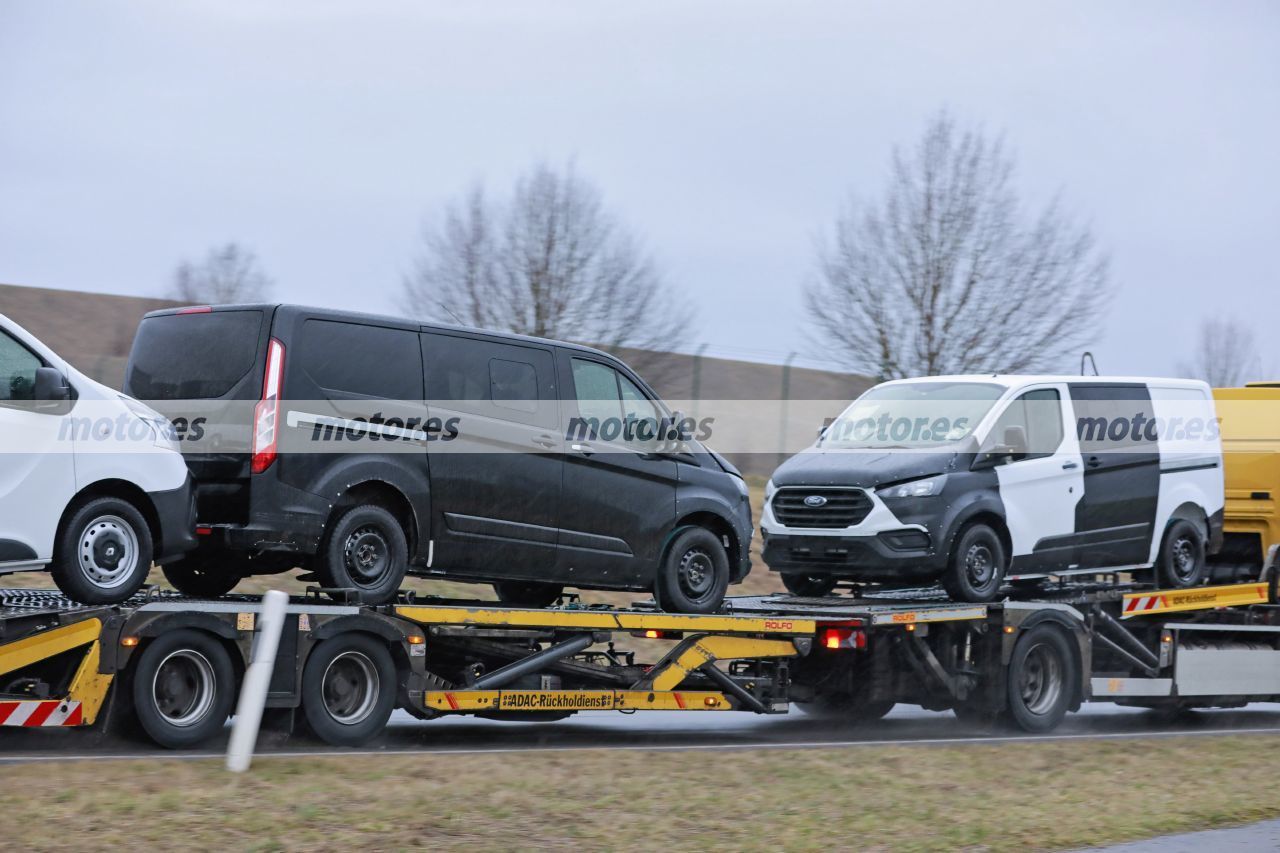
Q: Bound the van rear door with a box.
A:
[125,307,270,519]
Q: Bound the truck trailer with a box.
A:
[3,571,1279,749]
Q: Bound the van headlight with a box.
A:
[121,395,179,445]
[877,474,947,500]
[764,479,776,503]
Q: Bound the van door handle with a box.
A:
[1061,461,1079,470]
[570,442,595,456]
[1086,456,1102,469]
[531,435,557,449]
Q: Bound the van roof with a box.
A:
[880,374,1212,390]
[140,303,624,362]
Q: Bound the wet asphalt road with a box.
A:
[3,701,1280,763]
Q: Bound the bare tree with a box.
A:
[805,112,1111,379]
[1178,317,1262,387]
[168,242,273,303]
[403,162,690,353]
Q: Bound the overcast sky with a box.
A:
[2,1,1277,377]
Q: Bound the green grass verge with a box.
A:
[2,735,1279,851]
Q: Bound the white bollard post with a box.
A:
[226,589,289,773]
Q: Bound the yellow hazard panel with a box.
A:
[424,690,732,713]
[0,619,102,676]
[1121,582,1269,618]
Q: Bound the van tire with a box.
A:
[130,629,236,748]
[51,497,154,604]
[781,573,838,597]
[301,633,396,747]
[493,581,564,609]
[162,556,242,598]
[317,505,408,604]
[942,523,1007,603]
[655,527,730,614]
[1157,519,1206,588]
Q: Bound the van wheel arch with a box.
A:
[59,479,161,556]
[946,511,1011,563]
[326,481,419,558]
[669,511,742,577]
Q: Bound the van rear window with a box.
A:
[127,311,263,400]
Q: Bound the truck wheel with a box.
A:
[655,527,730,614]
[942,524,1007,603]
[51,496,154,604]
[131,629,236,748]
[1157,519,1206,589]
[301,634,396,747]
[1006,623,1077,733]
[782,573,838,597]
[493,581,564,608]
[162,555,242,598]
[317,505,408,604]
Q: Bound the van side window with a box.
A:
[298,320,423,400]
[423,333,556,427]
[571,359,622,424]
[0,330,41,403]
[984,389,1064,461]
[490,359,538,414]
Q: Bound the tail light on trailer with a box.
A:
[820,626,866,651]
[251,338,285,475]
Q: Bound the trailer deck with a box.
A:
[1,576,1278,748]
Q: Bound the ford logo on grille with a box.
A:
[803,495,828,507]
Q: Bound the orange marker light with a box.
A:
[120,636,139,647]
[407,634,425,645]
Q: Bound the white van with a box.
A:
[762,375,1225,602]
[0,313,195,603]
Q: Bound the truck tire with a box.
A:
[162,555,242,598]
[1157,519,1206,589]
[301,633,396,747]
[317,505,408,605]
[131,629,236,748]
[493,581,564,609]
[655,527,730,614]
[1005,623,1077,733]
[782,573,838,597]
[942,523,1007,603]
[51,496,154,604]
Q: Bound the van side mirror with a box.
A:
[663,410,690,454]
[34,367,70,408]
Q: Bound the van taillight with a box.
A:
[177,306,212,315]
[251,338,285,474]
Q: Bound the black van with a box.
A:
[124,304,752,612]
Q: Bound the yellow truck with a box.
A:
[1213,383,1280,578]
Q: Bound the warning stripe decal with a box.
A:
[0,700,84,727]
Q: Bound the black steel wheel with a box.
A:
[781,573,838,598]
[317,505,408,604]
[1157,519,1206,588]
[162,554,242,598]
[942,523,1007,603]
[655,527,730,614]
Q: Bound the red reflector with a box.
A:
[177,306,213,315]
[195,526,213,535]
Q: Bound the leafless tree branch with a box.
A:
[805,112,1111,379]
[168,242,273,303]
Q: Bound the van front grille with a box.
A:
[772,488,873,529]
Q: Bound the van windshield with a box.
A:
[823,381,1005,449]
[127,310,263,400]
